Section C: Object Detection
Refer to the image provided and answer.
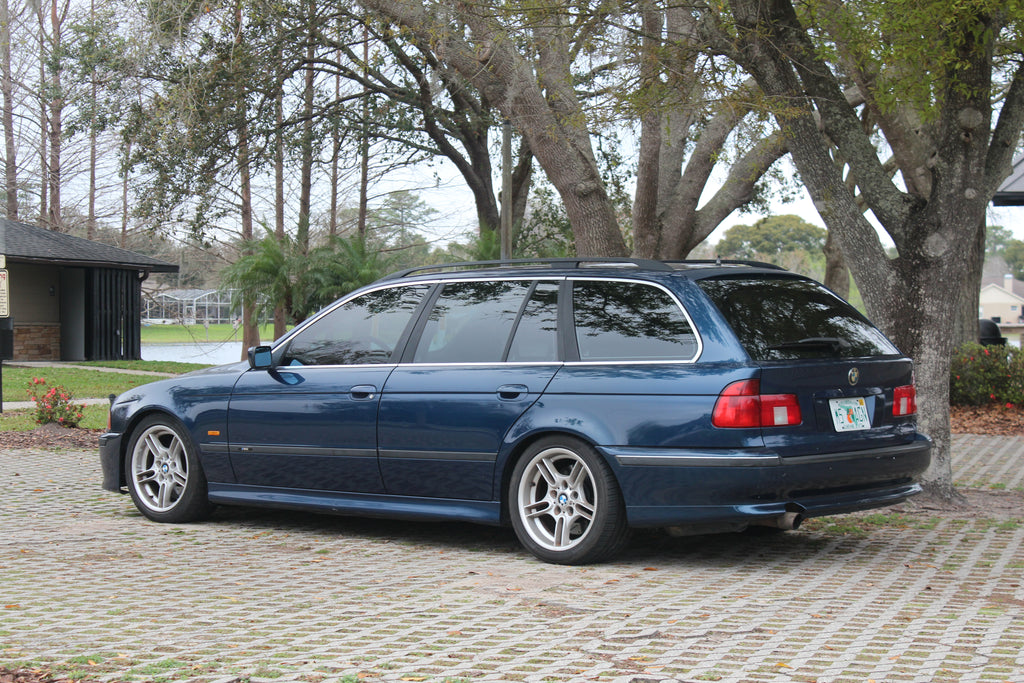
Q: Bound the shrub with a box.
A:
[26,377,86,428]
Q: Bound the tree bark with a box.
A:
[45,0,63,231]
[1,0,17,220]
[822,230,849,300]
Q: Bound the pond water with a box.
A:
[142,342,244,366]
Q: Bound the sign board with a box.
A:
[0,269,8,317]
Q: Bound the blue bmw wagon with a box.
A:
[100,258,931,564]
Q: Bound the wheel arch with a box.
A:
[497,428,618,527]
[112,407,194,489]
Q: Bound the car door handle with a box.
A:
[497,384,529,400]
[350,385,377,400]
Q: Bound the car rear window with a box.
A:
[572,280,698,361]
[697,276,899,360]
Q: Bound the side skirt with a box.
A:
[207,483,503,525]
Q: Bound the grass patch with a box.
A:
[141,323,280,345]
[803,512,938,537]
[3,366,167,401]
[74,360,209,374]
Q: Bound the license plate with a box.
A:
[829,397,871,432]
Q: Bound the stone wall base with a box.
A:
[14,324,61,361]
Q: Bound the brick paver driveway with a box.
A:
[2,434,1023,683]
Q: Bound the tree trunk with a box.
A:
[46,0,62,232]
[715,0,1023,501]
[238,122,259,358]
[120,140,130,248]
[953,219,986,348]
[274,73,287,340]
[1,0,17,220]
[823,230,849,300]
[297,30,314,254]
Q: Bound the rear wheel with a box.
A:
[125,415,214,523]
[509,436,630,564]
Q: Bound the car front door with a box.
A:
[227,284,430,493]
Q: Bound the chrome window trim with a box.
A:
[566,276,703,364]
[272,274,703,366]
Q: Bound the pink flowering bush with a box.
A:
[26,377,86,428]
[950,343,1024,407]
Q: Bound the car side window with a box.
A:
[573,280,698,361]
[413,280,532,363]
[283,285,429,366]
[507,281,559,362]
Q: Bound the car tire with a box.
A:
[124,414,214,523]
[509,436,630,565]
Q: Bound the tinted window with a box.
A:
[414,281,532,363]
[573,280,698,361]
[284,285,428,365]
[697,276,899,360]
[507,282,559,362]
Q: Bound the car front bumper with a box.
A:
[99,432,124,493]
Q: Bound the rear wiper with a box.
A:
[768,337,851,354]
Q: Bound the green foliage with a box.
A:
[807,0,1024,120]
[716,215,827,259]
[1004,240,1024,280]
[222,228,389,325]
[25,378,86,428]
[949,343,1024,406]
[516,186,575,257]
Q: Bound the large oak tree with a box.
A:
[698,0,1024,497]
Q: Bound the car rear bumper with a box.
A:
[604,434,932,527]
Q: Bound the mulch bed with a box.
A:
[950,404,1024,436]
[0,422,101,450]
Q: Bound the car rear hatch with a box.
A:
[696,274,921,457]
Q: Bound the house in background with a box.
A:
[980,256,1024,346]
[2,218,178,361]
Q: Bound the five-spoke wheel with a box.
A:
[125,415,213,523]
[510,437,629,564]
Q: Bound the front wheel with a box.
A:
[125,415,214,523]
[509,436,630,565]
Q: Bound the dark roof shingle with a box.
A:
[1,219,177,272]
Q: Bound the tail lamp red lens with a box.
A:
[712,379,802,428]
[893,384,917,416]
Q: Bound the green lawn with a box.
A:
[141,323,281,344]
[1,361,201,432]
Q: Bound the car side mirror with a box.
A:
[248,345,274,370]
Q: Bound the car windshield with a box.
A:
[697,275,900,360]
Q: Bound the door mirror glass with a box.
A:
[248,345,274,369]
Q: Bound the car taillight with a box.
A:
[893,385,917,416]
[712,379,802,428]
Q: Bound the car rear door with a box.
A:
[378,279,561,500]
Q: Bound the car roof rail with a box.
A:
[382,257,787,280]
[382,257,676,279]
[665,259,788,271]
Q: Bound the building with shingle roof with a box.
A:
[1,218,178,361]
